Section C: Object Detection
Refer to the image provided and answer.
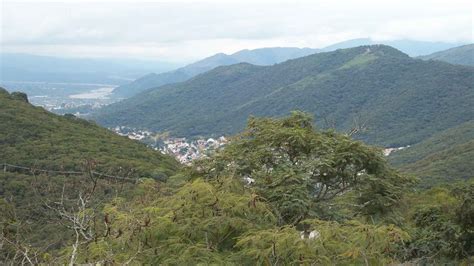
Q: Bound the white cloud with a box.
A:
[1,0,472,62]
[373,15,472,42]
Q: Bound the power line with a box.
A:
[1,163,138,183]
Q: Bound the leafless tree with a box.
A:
[0,198,44,265]
[41,160,100,265]
[1,159,135,264]
[322,114,369,136]
[347,113,369,136]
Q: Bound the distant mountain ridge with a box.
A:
[111,47,319,98]
[93,45,474,149]
[321,38,465,56]
[113,39,466,98]
[0,53,180,85]
[419,44,474,66]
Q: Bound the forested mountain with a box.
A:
[111,47,319,98]
[0,87,178,177]
[231,47,319,65]
[419,44,474,66]
[111,39,464,98]
[3,112,472,264]
[389,120,474,185]
[0,87,180,263]
[322,38,465,56]
[3,0,473,263]
[94,45,474,149]
[0,53,179,85]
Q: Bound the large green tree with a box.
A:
[194,111,414,224]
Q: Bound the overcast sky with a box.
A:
[1,0,473,63]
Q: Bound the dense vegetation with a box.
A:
[111,47,318,98]
[389,120,474,186]
[419,44,474,66]
[0,87,178,178]
[0,88,180,263]
[1,42,472,263]
[3,112,472,264]
[111,40,465,98]
[95,45,474,149]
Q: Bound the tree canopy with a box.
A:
[1,111,472,264]
[194,111,414,224]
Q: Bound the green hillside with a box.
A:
[389,120,474,186]
[3,112,472,264]
[94,45,474,148]
[111,40,466,99]
[0,87,178,178]
[419,44,474,66]
[111,47,318,98]
[0,87,180,262]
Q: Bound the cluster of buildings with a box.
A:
[112,125,409,163]
[112,126,153,141]
[110,126,228,164]
[159,137,228,164]
[31,97,113,116]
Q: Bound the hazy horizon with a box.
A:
[2,0,473,63]
[1,38,470,64]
